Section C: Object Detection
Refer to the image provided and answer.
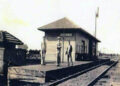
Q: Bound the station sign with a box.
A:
[60,33,72,37]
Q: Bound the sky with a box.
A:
[0,0,120,54]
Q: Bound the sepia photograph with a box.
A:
[0,0,120,86]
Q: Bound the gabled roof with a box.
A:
[0,31,23,45]
[38,17,79,29]
[38,17,100,42]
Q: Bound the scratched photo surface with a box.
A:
[0,0,120,86]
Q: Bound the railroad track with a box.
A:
[88,60,118,86]
[48,60,116,86]
[94,59,120,86]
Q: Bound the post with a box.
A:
[62,37,64,63]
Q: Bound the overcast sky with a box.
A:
[0,0,120,54]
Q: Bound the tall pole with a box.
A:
[95,15,97,38]
[95,7,99,57]
[95,7,99,38]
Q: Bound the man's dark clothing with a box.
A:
[66,44,73,66]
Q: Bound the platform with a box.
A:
[8,61,91,83]
[8,60,108,84]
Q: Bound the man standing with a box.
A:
[66,40,73,66]
[41,36,47,65]
[57,37,62,66]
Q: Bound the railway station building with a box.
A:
[38,17,100,62]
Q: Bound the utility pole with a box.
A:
[95,15,97,37]
[95,7,99,58]
[95,7,99,38]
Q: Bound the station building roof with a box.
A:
[38,17,100,42]
[0,31,23,45]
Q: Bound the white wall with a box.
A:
[45,32,76,62]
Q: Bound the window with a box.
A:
[81,40,85,53]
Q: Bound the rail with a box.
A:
[88,60,118,86]
[49,60,110,86]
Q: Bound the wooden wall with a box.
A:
[45,32,76,62]
[44,31,98,62]
[0,48,4,74]
[75,32,89,54]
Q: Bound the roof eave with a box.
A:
[38,28,100,42]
